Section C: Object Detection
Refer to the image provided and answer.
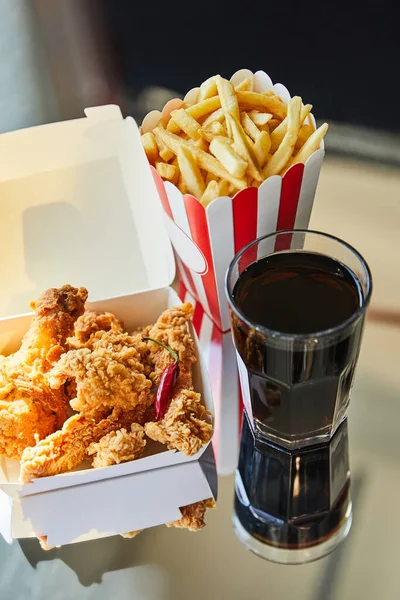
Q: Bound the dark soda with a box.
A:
[231,251,365,448]
[235,413,351,550]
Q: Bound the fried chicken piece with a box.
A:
[121,530,142,539]
[166,498,216,531]
[19,408,137,482]
[143,304,212,456]
[0,285,88,459]
[48,329,152,415]
[87,423,146,468]
[67,311,124,349]
[145,390,212,455]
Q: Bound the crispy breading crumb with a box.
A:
[87,423,146,467]
[167,499,216,531]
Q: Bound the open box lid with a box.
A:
[0,105,175,318]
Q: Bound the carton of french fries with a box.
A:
[142,69,327,331]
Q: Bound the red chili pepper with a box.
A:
[142,337,180,420]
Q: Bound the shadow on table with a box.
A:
[314,471,366,600]
[19,531,149,587]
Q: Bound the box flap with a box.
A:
[0,105,175,317]
[19,460,214,547]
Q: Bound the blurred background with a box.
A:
[1,0,400,164]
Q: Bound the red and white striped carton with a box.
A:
[142,69,325,332]
[178,281,242,476]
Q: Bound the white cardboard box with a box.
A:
[0,105,216,546]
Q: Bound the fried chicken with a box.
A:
[48,330,152,415]
[145,390,212,456]
[166,498,216,531]
[0,285,88,459]
[67,311,124,349]
[19,408,137,482]
[143,304,212,456]
[87,423,146,468]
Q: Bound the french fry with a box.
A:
[236,91,287,120]
[216,76,240,120]
[188,137,209,152]
[241,111,261,141]
[154,126,247,189]
[226,114,263,182]
[198,76,217,102]
[199,122,227,142]
[169,108,201,140]
[177,173,187,194]
[177,146,205,198]
[209,137,247,178]
[153,130,174,162]
[141,132,159,164]
[270,104,312,152]
[218,179,231,196]
[155,161,178,182]
[201,180,220,206]
[268,119,280,131]
[205,171,219,184]
[202,108,225,128]
[295,124,314,151]
[263,96,302,178]
[167,96,221,133]
[248,110,273,126]
[235,78,252,92]
[254,130,271,167]
[282,123,328,175]
[209,120,226,136]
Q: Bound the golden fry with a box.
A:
[169,109,201,140]
[198,76,217,102]
[270,104,312,152]
[154,130,174,161]
[254,130,271,168]
[268,119,280,131]
[205,171,219,185]
[167,97,221,133]
[209,137,247,178]
[218,179,231,196]
[236,91,287,120]
[200,180,220,207]
[177,174,187,194]
[241,111,261,141]
[226,114,263,182]
[141,132,159,164]
[202,108,225,128]
[295,124,314,151]
[282,123,328,174]
[154,127,247,189]
[177,146,205,199]
[263,96,302,178]
[155,161,178,182]
[235,78,252,92]
[248,110,272,126]
[216,75,240,121]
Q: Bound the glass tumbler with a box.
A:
[225,230,372,564]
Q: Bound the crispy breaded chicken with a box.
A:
[143,304,212,456]
[48,330,152,414]
[166,498,216,531]
[0,286,87,459]
[67,311,124,349]
[144,389,212,456]
[87,423,146,468]
[19,407,138,482]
